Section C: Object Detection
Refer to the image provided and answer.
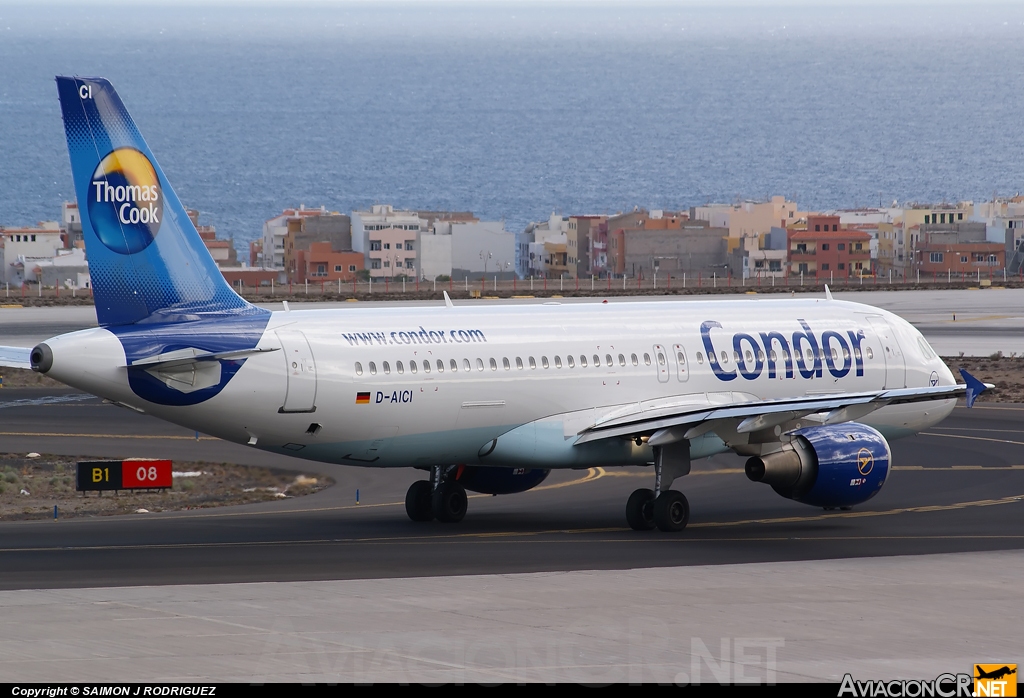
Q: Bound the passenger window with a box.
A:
[423,360,431,373]
[529,357,537,369]
[644,353,652,365]
[489,358,497,371]
[593,354,600,367]
[476,358,484,371]
[383,361,391,375]
[542,356,549,369]
[568,355,575,368]
[658,352,666,366]
[745,350,753,363]
[756,350,764,362]
[437,359,444,372]
[503,357,510,370]
[831,348,838,361]
[355,362,363,376]
[397,360,404,374]
[866,347,874,360]
[696,352,704,364]
[631,353,638,366]
[580,355,588,368]
[605,354,613,366]
[450,359,458,372]
[853,347,862,360]
[782,350,790,362]
[618,354,625,366]
[463,358,472,371]
[720,351,728,364]
[676,351,685,364]
[805,349,813,362]
[769,350,777,362]
[554,356,562,368]
[410,361,417,374]
[369,361,377,375]
[733,351,740,363]
[516,357,524,370]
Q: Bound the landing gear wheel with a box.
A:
[626,488,656,531]
[405,480,434,522]
[653,490,689,532]
[432,481,468,523]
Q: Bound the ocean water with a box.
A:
[1,2,1024,251]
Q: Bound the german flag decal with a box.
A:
[356,392,371,404]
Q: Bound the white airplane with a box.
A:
[0,77,989,532]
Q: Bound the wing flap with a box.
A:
[574,383,977,445]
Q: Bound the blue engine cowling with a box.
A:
[744,423,891,508]
[456,466,550,495]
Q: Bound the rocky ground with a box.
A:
[0,453,332,521]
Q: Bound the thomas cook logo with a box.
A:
[857,448,874,476]
[88,147,163,255]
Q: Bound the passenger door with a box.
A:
[277,328,317,413]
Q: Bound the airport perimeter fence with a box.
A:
[7,267,1024,303]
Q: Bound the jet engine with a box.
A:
[744,423,890,508]
[456,466,550,495]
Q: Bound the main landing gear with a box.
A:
[626,441,691,532]
[405,465,468,523]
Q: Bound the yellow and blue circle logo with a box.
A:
[88,148,163,255]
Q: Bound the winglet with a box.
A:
[959,368,987,408]
[824,285,833,301]
[443,291,454,308]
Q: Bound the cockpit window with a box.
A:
[917,336,936,360]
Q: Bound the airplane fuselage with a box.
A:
[40,296,956,471]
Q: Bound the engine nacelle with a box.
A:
[456,466,550,495]
[744,423,891,508]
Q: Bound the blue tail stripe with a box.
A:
[56,76,265,326]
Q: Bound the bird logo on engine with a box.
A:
[857,448,874,476]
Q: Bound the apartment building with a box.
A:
[789,215,871,279]
[914,223,1003,276]
[351,205,425,279]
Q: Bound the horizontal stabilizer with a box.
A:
[0,346,32,370]
[128,347,278,370]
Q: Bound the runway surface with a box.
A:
[3,287,1024,355]
[1,388,1023,591]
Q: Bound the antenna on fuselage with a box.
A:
[824,285,833,301]
[443,291,454,308]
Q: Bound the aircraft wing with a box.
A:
[574,381,985,446]
[0,346,32,370]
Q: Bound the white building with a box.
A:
[417,233,453,280]
[437,220,514,279]
[1,222,64,284]
[521,213,569,277]
[20,247,90,289]
[351,205,425,279]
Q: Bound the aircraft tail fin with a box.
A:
[55,76,262,326]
